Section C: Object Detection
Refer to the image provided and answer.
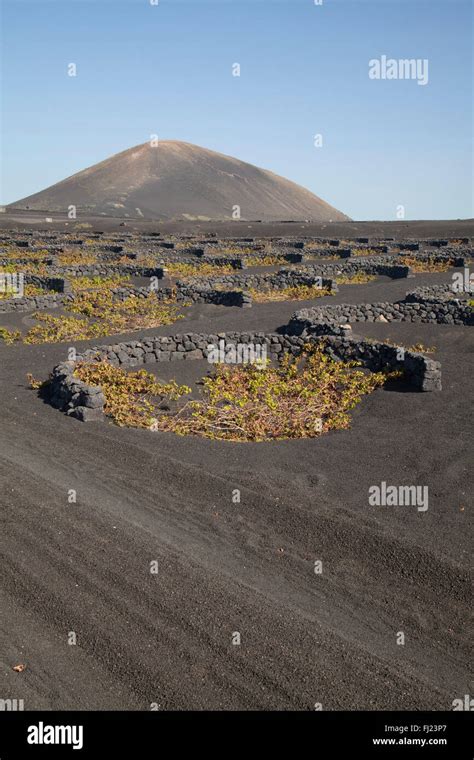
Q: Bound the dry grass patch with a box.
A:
[214,247,257,256]
[399,256,450,273]
[70,275,131,292]
[335,273,377,285]
[249,284,334,302]
[58,250,98,266]
[304,242,329,250]
[164,262,234,278]
[365,337,436,355]
[408,343,436,354]
[243,255,287,267]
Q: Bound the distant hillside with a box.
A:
[9,140,350,222]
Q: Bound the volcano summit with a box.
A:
[9,141,350,222]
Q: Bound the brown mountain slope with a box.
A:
[9,141,350,222]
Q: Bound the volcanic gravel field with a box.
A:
[0,219,472,711]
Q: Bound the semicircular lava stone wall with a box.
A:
[47,325,444,423]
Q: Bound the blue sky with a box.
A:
[1,0,472,219]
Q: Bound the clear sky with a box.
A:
[1,0,472,219]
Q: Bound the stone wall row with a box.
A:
[288,297,473,333]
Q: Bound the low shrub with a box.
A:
[0,284,44,299]
[70,275,130,292]
[156,346,388,441]
[23,313,105,344]
[399,256,450,273]
[74,361,191,427]
[407,342,436,355]
[0,327,21,344]
[248,284,334,302]
[21,291,184,344]
[164,262,234,278]
[334,273,377,285]
[58,250,98,266]
[243,255,287,267]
